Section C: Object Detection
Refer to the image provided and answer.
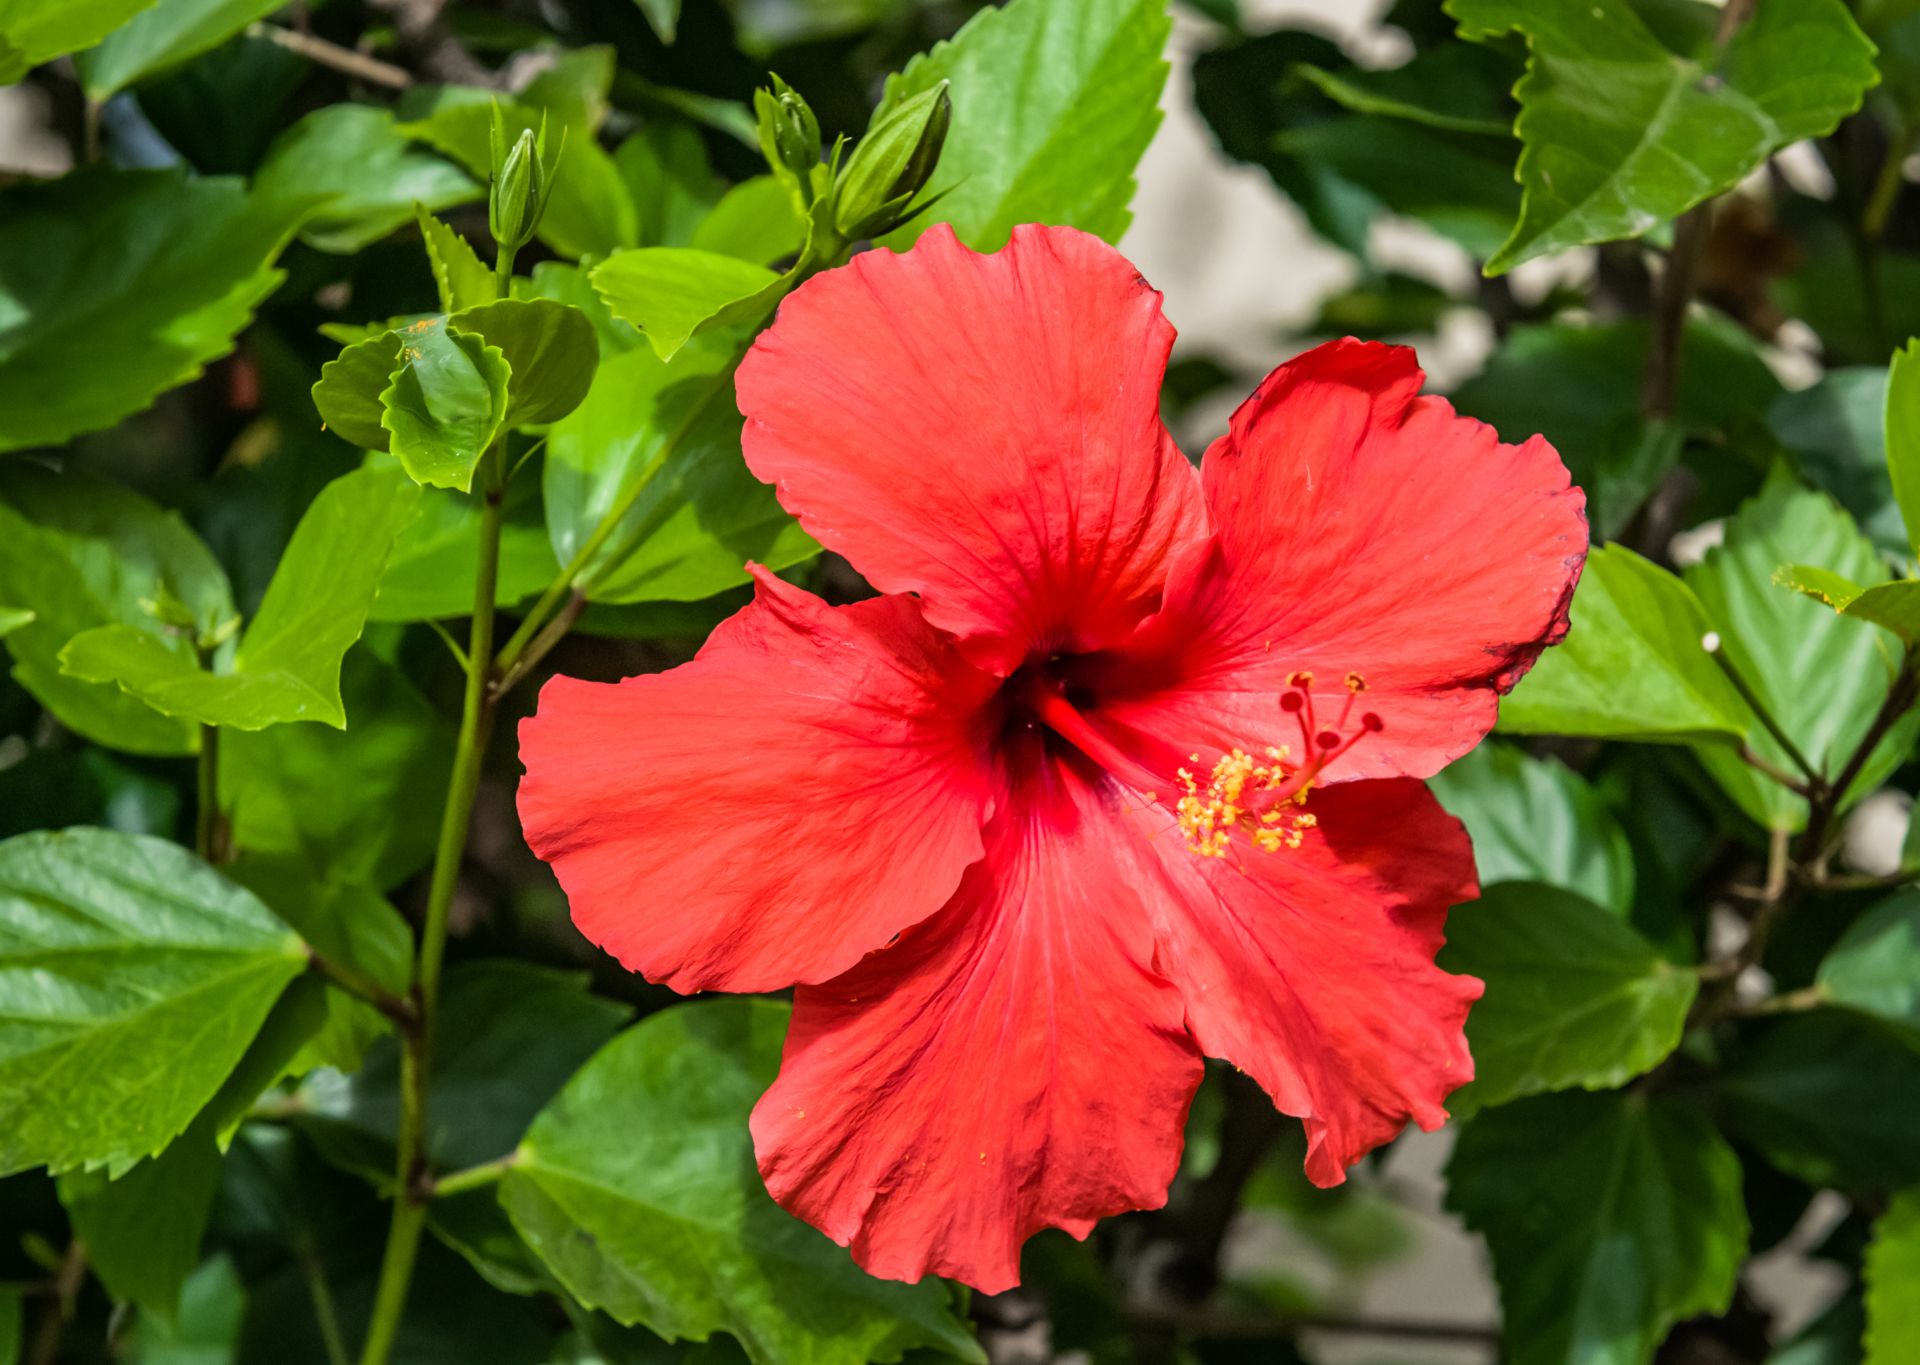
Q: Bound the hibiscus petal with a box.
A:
[517,569,999,993]
[1097,338,1587,780]
[1140,778,1481,1186]
[751,746,1204,1292]
[736,223,1207,674]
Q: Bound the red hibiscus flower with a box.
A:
[518,224,1587,1293]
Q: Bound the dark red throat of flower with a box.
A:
[1021,668,1384,860]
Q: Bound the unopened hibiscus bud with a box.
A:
[488,104,560,254]
[834,81,950,240]
[754,75,823,206]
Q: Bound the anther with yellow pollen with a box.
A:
[1176,671,1383,860]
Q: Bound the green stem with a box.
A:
[495,243,517,302]
[431,1152,520,1198]
[357,451,506,1365]
[1701,633,1824,788]
[196,724,220,861]
[297,1240,351,1365]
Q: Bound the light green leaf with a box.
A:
[591,249,782,361]
[0,167,306,452]
[222,645,455,890]
[451,297,600,427]
[418,205,499,314]
[1886,338,1920,559]
[313,329,407,452]
[0,829,308,1177]
[255,103,478,254]
[1720,1011,1920,1189]
[1439,883,1698,1119]
[382,318,512,491]
[616,120,724,249]
[1689,471,1920,831]
[876,0,1171,251]
[691,176,808,264]
[1867,1187,1920,1364]
[1446,1090,1747,1365]
[403,90,637,259]
[543,334,816,605]
[1500,544,1749,744]
[58,1120,222,1320]
[1817,890,1920,1046]
[370,465,558,622]
[61,467,422,730]
[501,998,983,1365]
[76,0,282,99]
[1430,741,1635,913]
[0,0,157,82]
[0,466,233,756]
[1777,565,1920,641]
[1451,0,1879,273]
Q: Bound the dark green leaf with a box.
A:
[876,0,1171,251]
[501,998,982,1365]
[450,297,600,427]
[543,334,816,604]
[1500,543,1750,744]
[0,0,157,82]
[1720,1011,1920,1189]
[1290,39,1514,135]
[1439,883,1698,1118]
[1769,367,1907,557]
[1688,470,1919,831]
[633,0,679,43]
[0,168,306,452]
[381,318,512,491]
[1429,740,1635,912]
[255,104,479,254]
[0,746,179,841]
[616,121,724,249]
[76,0,283,99]
[61,466,422,730]
[1816,890,1920,1046]
[58,1120,221,1320]
[1866,1188,1920,1363]
[1450,0,1878,272]
[222,649,454,890]
[313,329,407,453]
[1446,1090,1746,1365]
[591,249,782,361]
[0,829,307,1177]
[1885,337,1920,560]
[0,466,233,756]
[371,464,557,622]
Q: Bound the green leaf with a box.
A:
[1439,884,1698,1119]
[223,649,453,890]
[691,176,808,265]
[1500,544,1749,744]
[1446,1090,1746,1365]
[1771,366,1908,557]
[0,1288,15,1365]
[1777,566,1920,642]
[1451,0,1879,273]
[1429,740,1635,913]
[403,89,638,259]
[1720,1011,1920,1189]
[1867,1187,1920,1364]
[0,465,233,756]
[1885,338,1920,560]
[543,335,816,604]
[875,0,1171,251]
[255,104,479,254]
[58,1120,222,1320]
[450,298,600,427]
[418,205,499,314]
[313,329,407,452]
[382,318,512,492]
[124,1255,245,1365]
[502,998,982,1365]
[591,249,782,362]
[61,467,423,730]
[0,167,306,452]
[0,0,157,82]
[1452,316,1782,537]
[297,961,629,1182]
[1817,890,1920,1046]
[371,466,558,622]
[0,828,307,1177]
[616,121,725,249]
[76,0,283,100]
[634,0,679,43]
[1689,471,1920,831]
[1290,40,1514,135]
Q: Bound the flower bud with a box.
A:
[489,104,558,254]
[754,75,823,206]
[833,81,951,240]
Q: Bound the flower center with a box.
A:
[1174,671,1383,860]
